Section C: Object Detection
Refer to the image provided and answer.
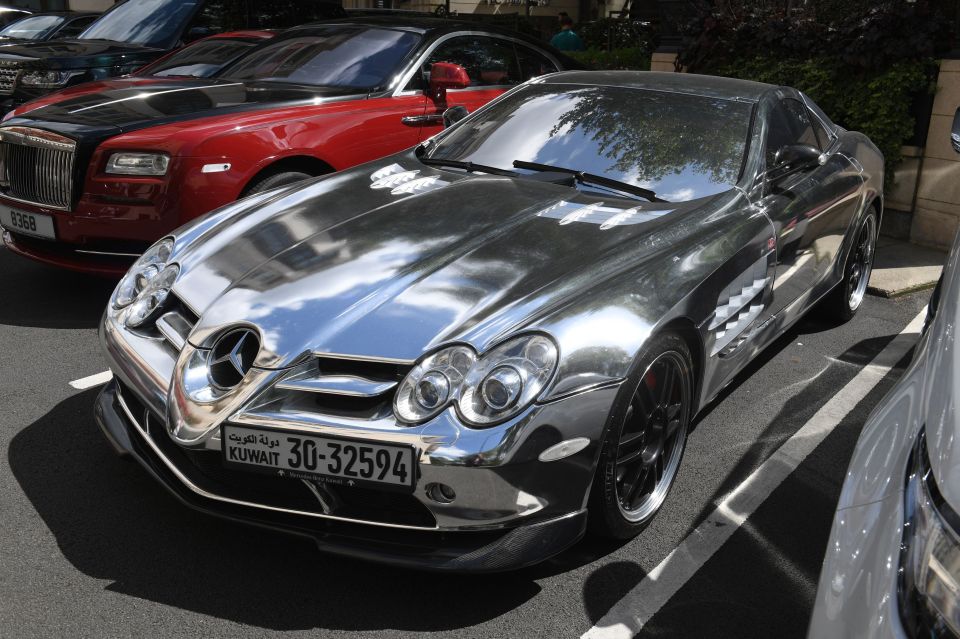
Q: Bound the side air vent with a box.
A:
[709,254,771,356]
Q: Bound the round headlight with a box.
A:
[458,334,558,426]
[415,371,450,410]
[114,238,174,309]
[394,345,476,423]
[480,366,522,410]
[123,263,179,328]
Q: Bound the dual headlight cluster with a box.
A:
[394,334,558,427]
[900,431,960,638]
[112,238,179,328]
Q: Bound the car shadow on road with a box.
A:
[8,388,554,632]
[0,247,116,329]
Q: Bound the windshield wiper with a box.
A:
[420,157,518,177]
[512,160,666,203]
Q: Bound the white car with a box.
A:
[808,107,960,638]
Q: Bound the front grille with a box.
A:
[0,126,76,209]
[0,61,21,94]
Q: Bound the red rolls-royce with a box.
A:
[0,17,577,275]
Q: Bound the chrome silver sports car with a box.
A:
[96,71,883,571]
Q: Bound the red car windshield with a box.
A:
[219,27,420,91]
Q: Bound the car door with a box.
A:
[407,35,559,141]
[759,95,862,318]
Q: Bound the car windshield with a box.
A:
[219,27,420,90]
[138,37,261,77]
[0,14,65,39]
[79,0,198,48]
[428,84,755,202]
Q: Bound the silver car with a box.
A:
[808,108,960,637]
[96,71,884,571]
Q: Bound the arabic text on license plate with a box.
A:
[0,207,55,240]
[222,424,415,490]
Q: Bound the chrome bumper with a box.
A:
[96,380,592,572]
[100,312,619,537]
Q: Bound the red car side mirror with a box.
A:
[429,62,470,101]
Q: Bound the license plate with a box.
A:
[0,207,55,240]
[222,424,416,491]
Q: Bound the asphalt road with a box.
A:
[0,244,930,639]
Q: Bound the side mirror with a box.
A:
[442,105,468,128]
[428,62,470,102]
[768,143,821,180]
[952,107,959,154]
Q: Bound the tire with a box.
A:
[588,332,695,539]
[243,170,314,196]
[822,211,878,322]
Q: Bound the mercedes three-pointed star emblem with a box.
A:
[207,328,260,390]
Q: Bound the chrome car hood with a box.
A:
[171,156,720,368]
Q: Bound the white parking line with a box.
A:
[582,308,927,639]
[69,370,113,390]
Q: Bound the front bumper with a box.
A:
[0,192,171,275]
[96,380,590,572]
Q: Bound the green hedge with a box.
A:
[565,48,651,71]
[714,56,936,188]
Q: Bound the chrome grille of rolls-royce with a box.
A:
[0,126,76,210]
[0,60,21,94]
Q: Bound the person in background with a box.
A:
[550,15,585,51]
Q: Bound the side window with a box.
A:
[515,45,558,82]
[808,112,834,151]
[405,36,521,92]
[765,98,819,167]
[58,16,97,38]
[782,98,819,148]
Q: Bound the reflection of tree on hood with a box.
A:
[549,87,750,187]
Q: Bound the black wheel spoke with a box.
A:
[618,430,645,451]
[659,363,675,407]
[617,448,644,467]
[636,380,657,417]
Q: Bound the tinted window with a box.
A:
[764,99,820,166]
[516,45,558,81]
[808,111,833,151]
[57,15,98,39]
[407,36,521,91]
[429,85,753,201]
[188,0,345,33]
[138,38,260,77]
[79,0,200,48]
[783,98,819,148]
[0,15,65,40]
[221,28,420,90]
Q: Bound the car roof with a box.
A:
[288,15,542,40]
[540,71,774,102]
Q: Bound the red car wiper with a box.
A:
[513,160,666,203]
